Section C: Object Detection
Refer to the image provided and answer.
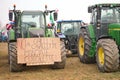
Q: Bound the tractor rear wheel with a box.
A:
[77,28,95,63]
[9,42,23,72]
[96,39,119,72]
[8,42,10,64]
[52,41,66,69]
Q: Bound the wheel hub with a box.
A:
[98,47,104,65]
[79,36,84,56]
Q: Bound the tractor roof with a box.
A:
[22,11,44,15]
[57,20,83,23]
[89,3,120,9]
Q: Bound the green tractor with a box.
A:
[8,5,66,72]
[56,20,85,54]
[78,3,120,72]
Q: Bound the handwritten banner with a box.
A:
[17,38,61,66]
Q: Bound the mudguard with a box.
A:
[56,33,66,39]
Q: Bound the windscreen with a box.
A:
[60,22,80,35]
[101,7,120,23]
[21,11,45,28]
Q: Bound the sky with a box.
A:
[0,0,120,27]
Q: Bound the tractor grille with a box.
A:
[65,35,78,52]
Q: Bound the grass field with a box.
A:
[0,43,120,80]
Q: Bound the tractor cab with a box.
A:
[57,20,83,35]
[88,4,120,40]
[8,5,58,40]
[21,11,46,38]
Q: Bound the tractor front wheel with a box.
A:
[9,42,23,72]
[96,39,119,72]
[77,28,95,63]
[52,41,66,69]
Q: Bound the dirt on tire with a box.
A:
[9,42,23,72]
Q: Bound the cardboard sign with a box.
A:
[17,38,61,66]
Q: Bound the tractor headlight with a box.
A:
[97,23,101,27]
[97,20,101,27]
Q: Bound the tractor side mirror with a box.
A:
[53,12,58,21]
[88,6,92,13]
[9,10,13,21]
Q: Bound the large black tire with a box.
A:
[96,39,119,72]
[8,42,10,64]
[77,28,95,63]
[8,42,12,64]
[52,41,66,69]
[9,42,23,72]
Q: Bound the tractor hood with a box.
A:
[109,23,120,30]
[28,28,45,37]
[108,23,120,46]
